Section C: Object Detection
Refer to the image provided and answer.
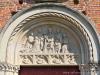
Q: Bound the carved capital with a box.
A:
[79,64,90,72]
[88,63,99,71]
[0,61,20,72]
[79,63,99,72]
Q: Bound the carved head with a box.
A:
[28,33,35,43]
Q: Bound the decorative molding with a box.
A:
[19,53,78,65]
[0,61,20,72]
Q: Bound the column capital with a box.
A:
[79,63,99,72]
[88,63,99,71]
[0,61,20,73]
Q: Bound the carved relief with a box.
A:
[18,26,79,65]
[19,26,79,65]
[51,55,64,64]
[36,55,49,64]
[19,54,78,65]
[26,33,35,49]
[19,26,70,54]
[66,55,77,64]
[20,55,33,64]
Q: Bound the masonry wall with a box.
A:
[0,0,100,33]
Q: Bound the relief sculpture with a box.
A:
[36,55,48,64]
[27,33,35,49]
[20,55,33,64]
[18,26,78,65]
[51,55,64,64]
[66,55,77,64]
[20,27,70,53]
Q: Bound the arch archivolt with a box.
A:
[6,12,93,66]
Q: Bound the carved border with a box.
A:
[19,53,79,65]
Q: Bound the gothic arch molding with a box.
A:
[0,3,99,75]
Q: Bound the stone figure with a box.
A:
[54,29,63,53]
[62,34,69,53]
[62,43,69,53]
[54,41,61,53]
[44,28,55,53]
[43,34,48,52]
[26,31,43,53]
[46,37,54,53]
[22,33,35,53]
[26,33,35,49]
[40,35,45,51]
[33,36,42,53]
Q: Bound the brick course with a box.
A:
[0,0,100,33]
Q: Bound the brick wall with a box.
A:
[0,0,100,33]
[63,0,100,33]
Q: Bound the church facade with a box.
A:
[0,0,100,75]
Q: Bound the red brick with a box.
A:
[0,0,100,33]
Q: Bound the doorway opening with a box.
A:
[19,66,80,75]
